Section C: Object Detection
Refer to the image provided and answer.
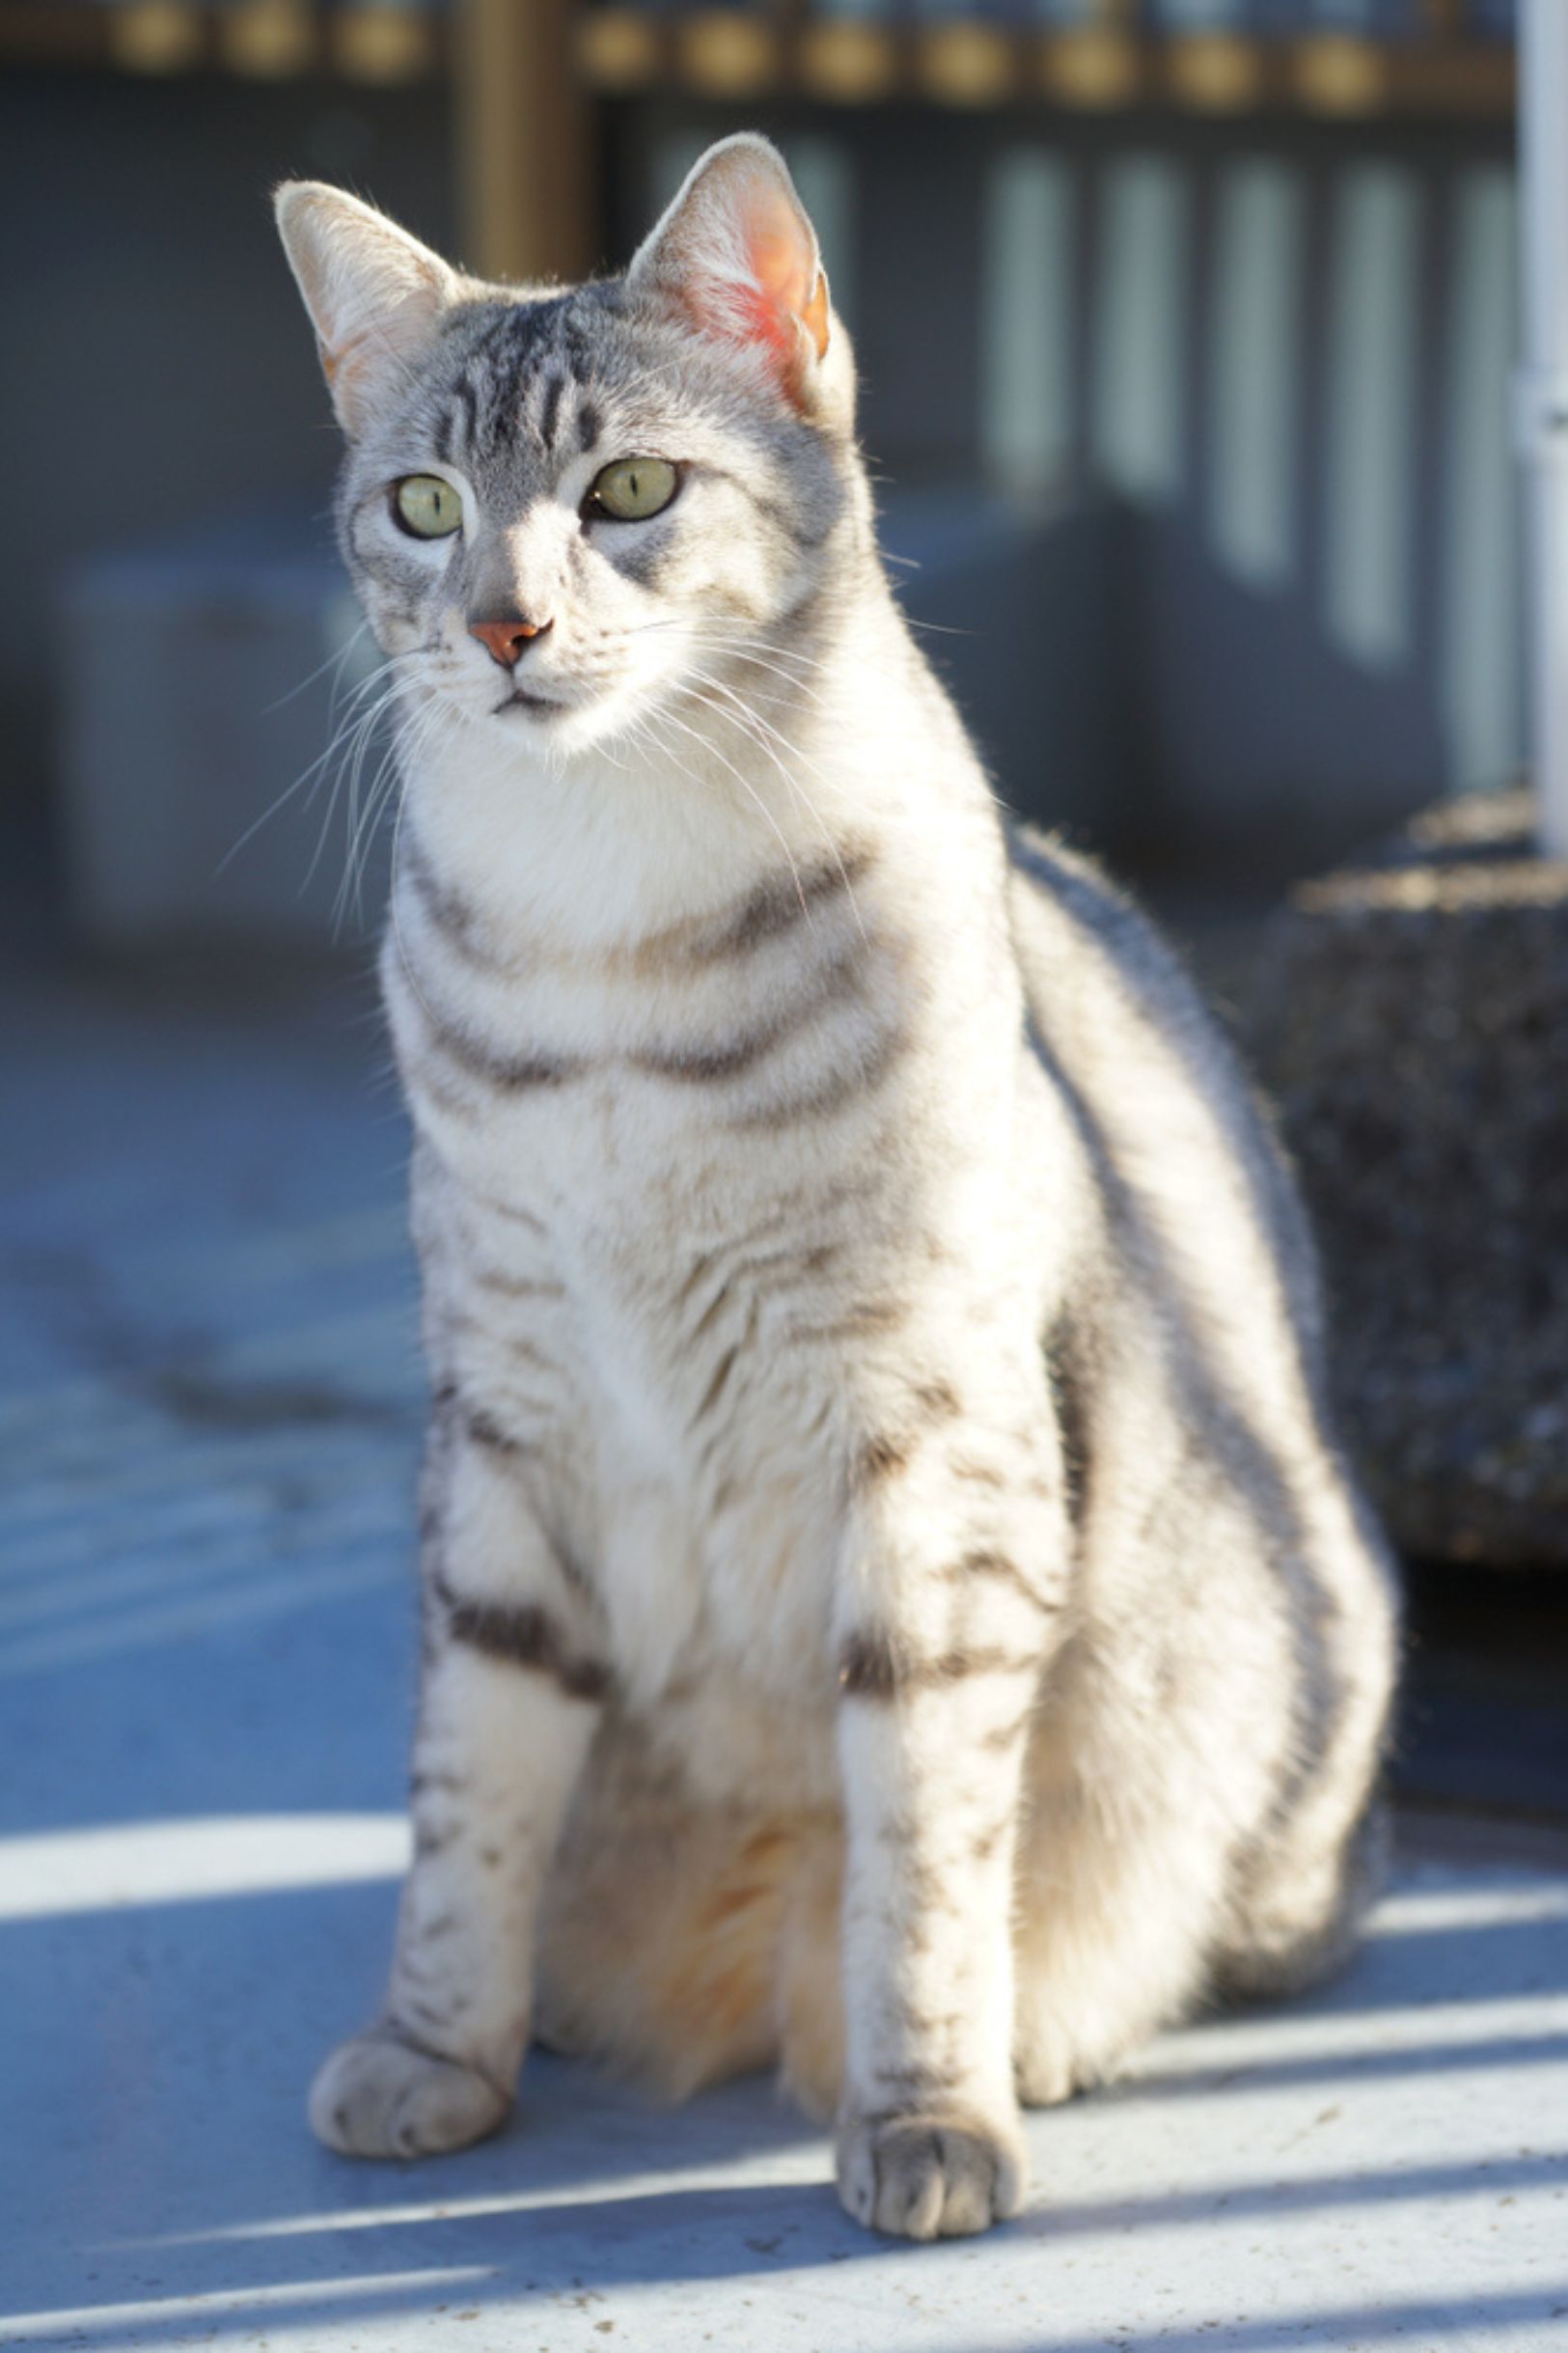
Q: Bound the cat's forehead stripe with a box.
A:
[442,297,613,466]
[538,370,565,455]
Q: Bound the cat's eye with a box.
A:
[393,475,462,540]
[589,457,678,523]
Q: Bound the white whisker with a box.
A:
[258,617,372,718]
[679,667,868,949]
[215,653,409,881]
[643,699,812,927]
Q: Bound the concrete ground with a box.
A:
[2,946,1565,2352]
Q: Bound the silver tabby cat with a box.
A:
[276,135,1398,2240]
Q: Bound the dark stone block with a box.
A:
[1249,789,1568,1567]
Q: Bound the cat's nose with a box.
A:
[469,615,552,669]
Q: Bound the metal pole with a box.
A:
[454,0,597,288]
[1519,0,1568,855]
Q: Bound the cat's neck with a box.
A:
[398,598,923,959]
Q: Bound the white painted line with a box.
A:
[1370,1874,1568,1933]
[0,1544,406,1676]
[0,2268,493,2344]
[0,1813,410,1920]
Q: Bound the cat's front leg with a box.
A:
[832,1387,1067,2239]
[311,1414,606,2159]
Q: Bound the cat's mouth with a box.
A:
[493,687,567,720]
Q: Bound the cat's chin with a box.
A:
[480,692,624,764]
[483,690,593,751]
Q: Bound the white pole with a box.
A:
[1519,0,1568,856]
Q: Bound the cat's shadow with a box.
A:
[13,1849,1566,2344]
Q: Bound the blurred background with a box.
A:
[0,0,1527,950]
[0,0,1561,1848]
[6,17,1568,2339]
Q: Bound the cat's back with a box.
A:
[1004,824,1327,1401]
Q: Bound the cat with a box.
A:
[275,133,1398,2240]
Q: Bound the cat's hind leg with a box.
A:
[1212,1501,1399,2001]
[1010,1547,1296,2104]
[1011,1489,1396,2101]
[1010,1730,1243,2106]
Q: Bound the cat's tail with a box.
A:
[534,1775,844,2117]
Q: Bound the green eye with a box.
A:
[590,457,678,523]
[393,475,462,540]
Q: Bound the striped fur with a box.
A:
[280,136,1398,2241]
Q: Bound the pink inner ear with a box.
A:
[710,179,828,373]
[736,225,810,366]
[653,150,832,387]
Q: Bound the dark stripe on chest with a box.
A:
[689,849,872,965]
[402,832,508,972]
[732,1012,907,1129]
[629,941,862,1086]
[418,1000,580,1093]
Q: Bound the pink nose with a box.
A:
[469,616,550,668]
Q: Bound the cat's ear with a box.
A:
[627,134,851,429]
[273,182,456,439]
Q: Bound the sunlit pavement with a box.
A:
[2,966,1565,2350]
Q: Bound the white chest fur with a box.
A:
[382,710,1034,1756]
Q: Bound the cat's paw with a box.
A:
[1014,2030,1113,2109]
[309,2029,510,2159]
[835,2108,1028,2239]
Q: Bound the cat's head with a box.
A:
[275,135,863,761]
